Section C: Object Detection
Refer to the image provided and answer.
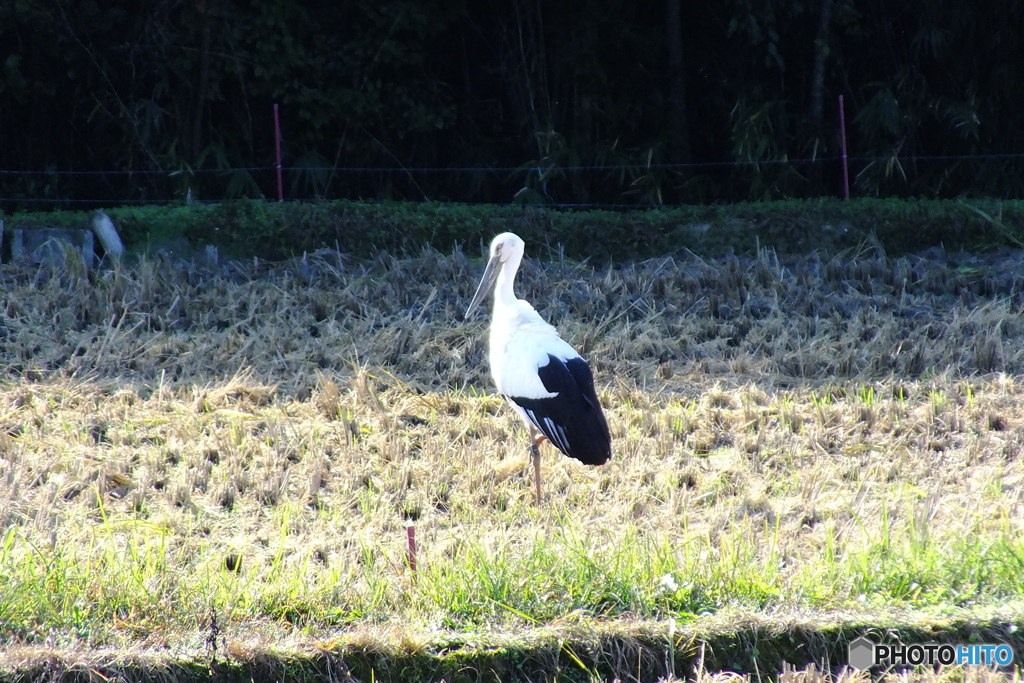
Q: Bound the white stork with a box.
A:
[465,232,611,504]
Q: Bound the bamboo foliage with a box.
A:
[1,0,1022,206]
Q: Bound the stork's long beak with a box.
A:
[465,255,501,319]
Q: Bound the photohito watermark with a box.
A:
[849,636,1015,669]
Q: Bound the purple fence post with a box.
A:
[274,103,284,201]
[839,94,850,199]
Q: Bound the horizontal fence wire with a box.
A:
[3,152,1024,208]
[5,153,1024,176]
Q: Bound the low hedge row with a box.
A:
[4,198,1023,262]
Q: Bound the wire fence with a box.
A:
[3,152,1024,209]
[6,153,1024,175]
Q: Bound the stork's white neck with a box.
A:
[492,251,522,311]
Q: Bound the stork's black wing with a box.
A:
[508,354,611,466]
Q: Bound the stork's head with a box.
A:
[486,232,525,264]
[465,232,526,319]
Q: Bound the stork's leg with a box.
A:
[531,441,542,505]
[530,427,544,505]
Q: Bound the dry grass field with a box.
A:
[1,240,1023,681]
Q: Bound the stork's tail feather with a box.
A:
[512,354,612,466]
[517,398,611,464]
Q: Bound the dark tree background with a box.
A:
[2,0,1023,207]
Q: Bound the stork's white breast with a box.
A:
[488,305,579,400]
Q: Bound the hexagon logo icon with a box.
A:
[848,636,876,670]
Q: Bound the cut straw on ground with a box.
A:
[1,244,1023,681]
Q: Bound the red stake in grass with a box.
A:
[406,525,417,573]
[274,103,284,201]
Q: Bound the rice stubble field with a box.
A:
[1,240,1023,681]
